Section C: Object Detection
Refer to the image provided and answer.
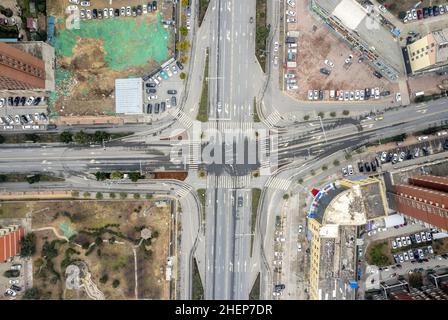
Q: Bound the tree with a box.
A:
[388,3,397,11]
[119,192,127,199]
[342,110,350,116]
[128,172,141,182]
[95,171,108,181]
[112,279,120,288]
[145,193,152,200]
[409,273,423,288]
[60,131,73,143]
[283,194,289,200]
[95,236,103,246]
[310,169,316,176]
[179,55,188,64]
[303,115,310,121]
[95,192,103,200]
[176,40,191,52]
[133,193,141,199]
[83,192,91,198]
[330,112,336,117]
[179,72,186,80]
[26,174,40,184]
[71,191,79,197]
[109,192,116,199]
[73,131,90,144]
[20,233,36,258]
[3,269,20,278]
[318,112,324,118]
[110,171,123,180]
[180,25,188,37]
[99,274,108,284]
[398,11,406,19]
[333,159,340,166]
[22,287,40,300]
[181,0,189,6]
[93,131,110,143]
[322,165,328,170]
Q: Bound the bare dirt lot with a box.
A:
[47,0,175,117]
[286,0,398,101]
[2,200,172,300]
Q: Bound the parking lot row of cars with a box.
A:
[0,96,44,108]
[391,231,433,250]
[404,4,448,22]
[3,263,22,298]
[393,245,434,264]
[68,0,158,20]
[307,88,397,101]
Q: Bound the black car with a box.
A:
[147,103,152,114]
[33,97,41,105]
[423,7,428,18]
[8,97,14,106]
[146,88,157,94]
[152,1,157,11]
[14,96,20,106]
[422,146,429,155]
[21,115,28,123]
[20,96,26,106]
[171,96,177,107]
[98,10,103,18]
[146,82,156,88]
[371,161,376,171]
[274,284,285,291]
[176,61,184,70]
[147,3,152,12]
[443,139,448,150]
[237,196,243,207]
[365,88,370,99]
[320,68,331,76]
[358,162,364,172]
[380,90,390,96]
[154,103,160,114]
[10,285,21,292]
[92,9,97,18]
[433,5,439,16]
[406,150,413,160]
[132,6,137,15]
[161,101,166,112]
[115,9,120,16]
[365,162,371,172]
[373,71,383,79]
[429,6,433,16]
[137,5,142,15]
[318,90,323,100]
[167,89,177,94]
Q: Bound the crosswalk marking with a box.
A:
[265,111,282,127]
[206,174,251,189]
[266,177,291,191]
[187,141,201,171]
[169,109,193,129]
[205,122,254,131]
[175,184,193,198]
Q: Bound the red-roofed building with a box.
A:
[0,226,25,263]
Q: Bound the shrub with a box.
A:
[112,279,120,288]
[322,165,328,171]
[83,192,91,198]
[99,274,108,284]
[333,159,340,166]
[342,110,350,116]
[95,192,103,200]
[303,115,310,121]
[318,112,324,118]
[179,72,186,80]
[109,192,116,199]
[283,194,289,200]
[119,192,127,199]
[330,112,336,117]
[133,193,141,199]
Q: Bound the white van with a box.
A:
[151,77,160,86]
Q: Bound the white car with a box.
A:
[417,136,428,141]
[287,0,296,7]
[428,246,434,254]
[171,65,178,75]
[324,59,334,68]
[103,8,109,18]
[80,1,90,7]
[374,87,380,99]
[298,225,303,233]
[25,97,34,105]
[395,92,401,102]
[297,243,302,252]
[273,56,278,66]
[69,0,79,4]
[109,8,114,18]
[120,7,125,16]
[412,9,417,20]
[378,5,386,13]
[308,90,313,100]
[126,6,132,16]
[342,167,348,176]
[347,164,354,175]
[286,18,296,23]
[0,98,5,107]
[286,10,296,16]
[186,19,191,30]
[5,289,16,297]
[403,252,409,261]
[392,240,397,249]
[86,9,91,19]
[274,41,279,52]
[285,73,295,79]
[9,279,19,285]
[147,95,158,101]
[165,67,173,77]
[68,5,78,11]
[355,90,360,100]
[143,4,148,14]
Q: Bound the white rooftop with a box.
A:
[115,78,143,114]
[332,0,366,30]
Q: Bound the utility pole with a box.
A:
[318,116,328,143]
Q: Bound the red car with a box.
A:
[417,9,423,19]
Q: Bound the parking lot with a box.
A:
[0,93,49,131]
[142,60,185,119]
[282,0,398,101]
[0,259,26,300]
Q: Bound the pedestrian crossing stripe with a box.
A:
[266,177,291,191]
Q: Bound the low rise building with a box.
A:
[404,28,448,76]
[308,177,389,300]
[0,225,25,263]
[389,175,448,232]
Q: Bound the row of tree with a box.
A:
[95,171,142,182]
[60,130,111,144]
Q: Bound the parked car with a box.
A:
[347,164,354,175]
